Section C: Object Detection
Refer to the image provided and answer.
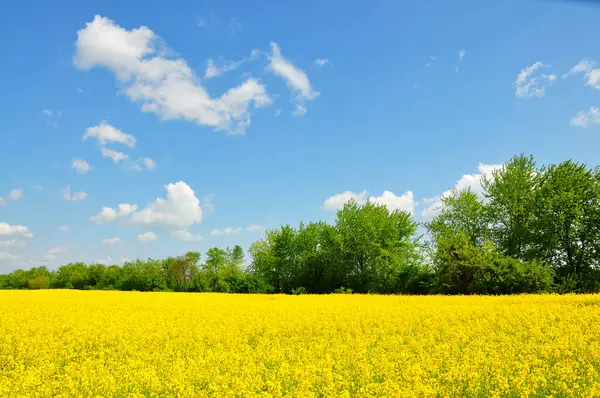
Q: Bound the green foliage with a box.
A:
[332,287,353,294]
[2,154,599,296]
[28,275,50,289]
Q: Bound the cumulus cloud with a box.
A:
[0,198,6,206]
[7,189,23,201]
[0,222,33,239]
[171,229,203,242]
[74,15,272,134]
[138,231,157,243]
[514,62,556,98]
[211,227,242,236]
[267,42,318,114]
[458,50,466,60]
[421,163,502,218]
[83,121,136,147]
[90,203,138,224]
[101,237,122,245]
[101,147,129,163]
[323,190,368,211]
[59,226,69,231]
[571,106,600,128]
[90,181,203,231]
[62,186,88,201]
[129,182,202,229]
[323,190,415,214]
[368,190,416,215]
[563,59,600,89]
[72,158,91,174]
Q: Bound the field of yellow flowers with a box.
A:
[1,291,600,397]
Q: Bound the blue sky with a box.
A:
[1,0,600,271]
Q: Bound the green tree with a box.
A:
[483,154,538,260]
[335,200,422,293]
[533,161,600,290]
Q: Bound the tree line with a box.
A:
[1,154,599,295]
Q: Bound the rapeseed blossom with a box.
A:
[1,291,600,397]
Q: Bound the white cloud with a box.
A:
[314,58,330,67]
[267,42,318,113]
[62,186,88,201]
[323,190,368,211]
[90,181,202,231]
[101,237,122,245]
[563,59,600,90]
[368,190,416,215]
[0,252,17,261]
[72,158,91,174]
[32,185,42,190]
[0,239,27,248]
[246,224,265,232]
[421,162,502,218]
[101,147,129,163]
[59,226,69,231]
[458,50,466,60]
[138,231,157,243]
[42,109,53,117]
[74,15,271,134]
[43,254,56,260]
[143,157,156,170]
[292,105,307,116]
[130,182,202,229]
[323,190,415,214]
[204,50,259,79]
[0,222,33,239]
[514,62,556,98]
[211,227,242,236]
[171,229,203,242]
[7,189,23,201]
[0,198,6,206]
[47,246,67,255]
[90,203,138,224]
[132,157,157,171]
[571,106,600,128]
[84,121,136,147]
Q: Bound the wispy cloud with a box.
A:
[514,62,556,98]
[571,106,600,128]
[314,58,330,67]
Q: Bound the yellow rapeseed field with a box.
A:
[1,291,600,397]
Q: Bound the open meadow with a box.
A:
[1,291,600,397]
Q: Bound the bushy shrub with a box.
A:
[332,286,353,294]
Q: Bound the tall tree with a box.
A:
[483,154,538,260]
[533,161,600,284]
